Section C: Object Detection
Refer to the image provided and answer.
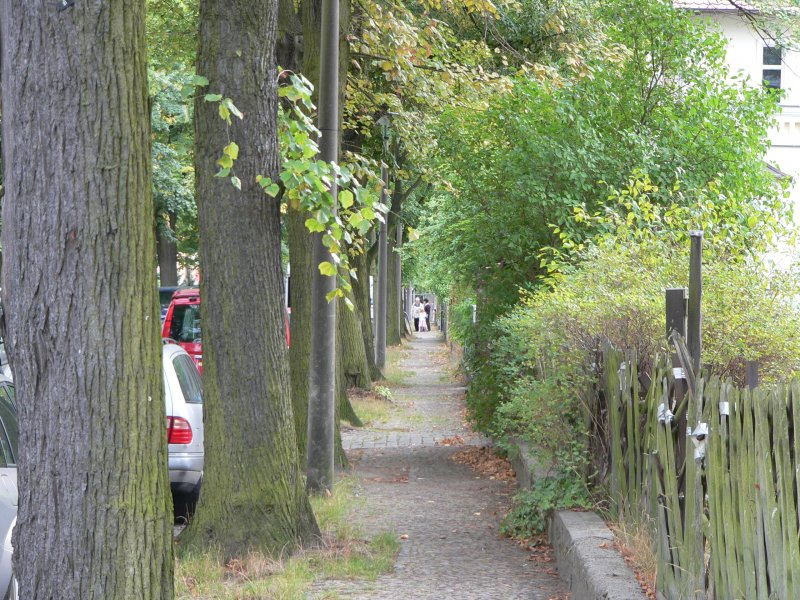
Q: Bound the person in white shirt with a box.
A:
[411,297,422,331]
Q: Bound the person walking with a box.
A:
[411,297,422,332]
[418,303,429,332]
[423,299,432,331]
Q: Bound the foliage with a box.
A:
[501,451,592,537]
[404,0,791,438]
[479,217,800,471]
[374,384,393,401]
[192,71,388,304]
[150,68,198,264]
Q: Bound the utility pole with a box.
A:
[376,163,389,370]
[307,0,339,494]
[396,222,403,337]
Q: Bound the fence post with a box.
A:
[666,287,689,493]
[746,361,759,390]
[688,231,703,379]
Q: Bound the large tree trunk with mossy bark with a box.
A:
[0,2,174,597]
[181,0,319,558]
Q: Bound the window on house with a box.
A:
[763,45,783,90]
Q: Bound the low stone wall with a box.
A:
[510,440,647,600]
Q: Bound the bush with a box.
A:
[501,448,593,537]
[482,233,800,473]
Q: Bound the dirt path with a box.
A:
[311,331,567,599]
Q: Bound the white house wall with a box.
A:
[687,9,800,230]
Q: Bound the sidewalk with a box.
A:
[312,331,567,599]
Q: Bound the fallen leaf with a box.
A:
[399,534,409,540]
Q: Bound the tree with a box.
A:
[179,0,319,556]
[0,2,174,598]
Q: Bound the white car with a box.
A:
[163,341,204,512]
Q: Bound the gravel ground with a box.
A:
[310,331,567,599]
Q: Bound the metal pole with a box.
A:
[306,0,339,494]
[375,164,388,369]
[687,231,703,379]
[396,222,402,338]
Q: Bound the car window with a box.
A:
[2,383,15,409]
[0,386,18,467]
[173,354,202,404]
[169,305,201,344]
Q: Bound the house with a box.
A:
[676,1,800,208]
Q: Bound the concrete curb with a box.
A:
[509,440,647,600]
[550,510,647,600]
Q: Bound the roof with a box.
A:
[673,0,759,12]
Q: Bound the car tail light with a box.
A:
[166,416,193,444]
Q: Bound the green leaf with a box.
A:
[318,261,337,276]
[219,103,231,124]
[747,215,758,228]
[231,175,241,190]
[264,183,280,198]
[204,93,222,102]
[340,189,355,209]
[222,98,244,119]
[215,167,231,178]
[305,218,326,233]
[224,142,239,160]
[218,155,233,169]
[192,75,210,86]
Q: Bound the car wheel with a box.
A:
[173,479,202,520]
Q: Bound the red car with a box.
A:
[161,288,290,375]
[162,288,203,373]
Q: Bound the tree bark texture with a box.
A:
[386,178,404,345]
[0,2,174,598]
[338,280,371,391]
[157,211,179,286]
[287,209,313,459]
[351,249,381,380]
[182,0,318,557]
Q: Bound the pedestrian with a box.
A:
[411,297,422,332]
[423,298,432,330]
[418,303,429,332]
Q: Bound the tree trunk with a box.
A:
[352,248,381,380]
[157,211,179,287]
[181,0,319,558]
[0,2,174,598]
[338,280,372,391]
[287,209,313,459]
[386,178,404,345]
[386,223,401,345]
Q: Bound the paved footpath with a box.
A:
[311,331,567,599]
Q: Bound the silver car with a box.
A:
[163,341,204,511]
[0,377,18,599]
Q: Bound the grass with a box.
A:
[349,394,396,426]
[175,477,400,599]
[380,344,413,387]
[610,516,657,599]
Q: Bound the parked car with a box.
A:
[158,286,185,323]
[163,341,204,510]
[161,288,290,376]
[0,376,18,600]
[162,288,202,373]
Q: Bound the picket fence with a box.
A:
[603,346,800,599]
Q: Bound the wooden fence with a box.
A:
[603,346,800,599]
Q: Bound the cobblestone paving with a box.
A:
[311,331,567,599]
